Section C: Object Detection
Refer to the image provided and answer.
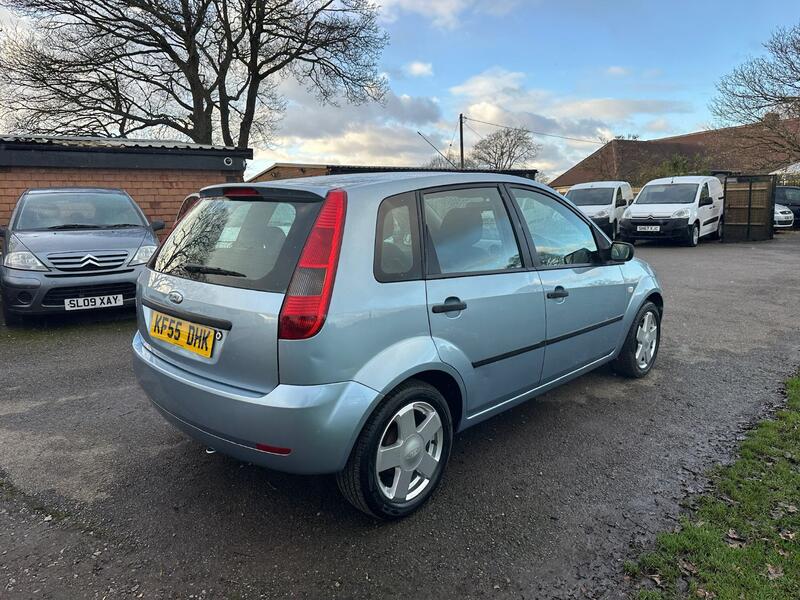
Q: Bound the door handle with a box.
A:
[547,286,569,299]
[432,299,468,313]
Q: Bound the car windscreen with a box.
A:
[152,197,321,293]
[14,191,146,230]
[635,184,698,205]
[565,188,613,206]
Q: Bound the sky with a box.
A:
[248,0,800,180]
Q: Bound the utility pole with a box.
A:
[459,113,465,170]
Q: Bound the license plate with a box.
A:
[637,225,660,232]
[64,294,123,311]
[149,310,217,358]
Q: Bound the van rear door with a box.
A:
[138,187,323,394]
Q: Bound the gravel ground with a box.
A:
[1,231,799,599]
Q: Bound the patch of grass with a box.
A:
[631,376,800,599]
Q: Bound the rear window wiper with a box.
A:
[46,224,101,230]
[182,263,247,278]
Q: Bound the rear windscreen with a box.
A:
[153,197,321,293]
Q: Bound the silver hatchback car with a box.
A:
[133,172,663,519]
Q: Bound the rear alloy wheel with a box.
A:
[613,301,661,378]
[336,380,452,519]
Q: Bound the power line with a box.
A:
[464,121,484,140]
[417,131,457,169]
[463,116,604,145]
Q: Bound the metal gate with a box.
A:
[722,175,776,242]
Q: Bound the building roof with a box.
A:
[247,162,538,182]
[0,134,244,152]
[0,133,252,171]
[550,121,800,188]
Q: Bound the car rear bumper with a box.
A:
[619,218,690,240]
[0,267,142,315]
[132,331,382,474]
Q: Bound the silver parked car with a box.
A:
[133,173,663,519]
[0,188,163,326]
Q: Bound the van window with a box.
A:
[566,188,613,206]
[510,188,598,267]
[153,197,321,293]
[635,184,698,205]
[699,184,710,200]
[374,192,421,282]
[615,188,626,207]
[423,187,522,275]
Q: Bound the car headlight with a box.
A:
[595,208,610,219]
[2,251,48,271]
[129,245,157,266]
[671,208,690,219]
[622,208,632,219]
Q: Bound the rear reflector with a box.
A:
[278,189,347,340]
[255,443,292,456]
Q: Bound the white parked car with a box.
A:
[565,181,633,239]
[619,176,724,246]
[774,203,795,229]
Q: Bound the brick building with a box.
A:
[549,121,800,192]
[0,135,252,232]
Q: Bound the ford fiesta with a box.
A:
[133,173,664,519]
[0,188,163,325]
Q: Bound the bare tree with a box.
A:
[711,23,800,165]
[0,0,387,147]
[421,153,477,170]
[469,127,539,170]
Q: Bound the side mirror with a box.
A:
[610,241,634,262]
[151,220,165,232]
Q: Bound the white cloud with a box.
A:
[643,118,674,134]
[605,66,630,77]
[379,0,521,28]
[404,61,434,77]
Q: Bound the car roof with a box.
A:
[205,171,550,198]
[643,176,718,186]
[569,180,629,189]
[24,187,128,194]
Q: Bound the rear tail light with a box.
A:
[222,187,260,198]
[278,189,347,340]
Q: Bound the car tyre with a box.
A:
[612,301,661,378]
[336,380,453,520]
[711,218,723,241]
[685,222,700,247]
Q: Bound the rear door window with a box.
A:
[422,186,522,275]
[374,192,421,282]
[153,197,320,293]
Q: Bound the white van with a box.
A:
[619,176,724,246]
[565,181,634,238]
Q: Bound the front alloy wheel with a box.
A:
[613,300,661,378]
[634,311,658,370]
[337,380,453,519]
